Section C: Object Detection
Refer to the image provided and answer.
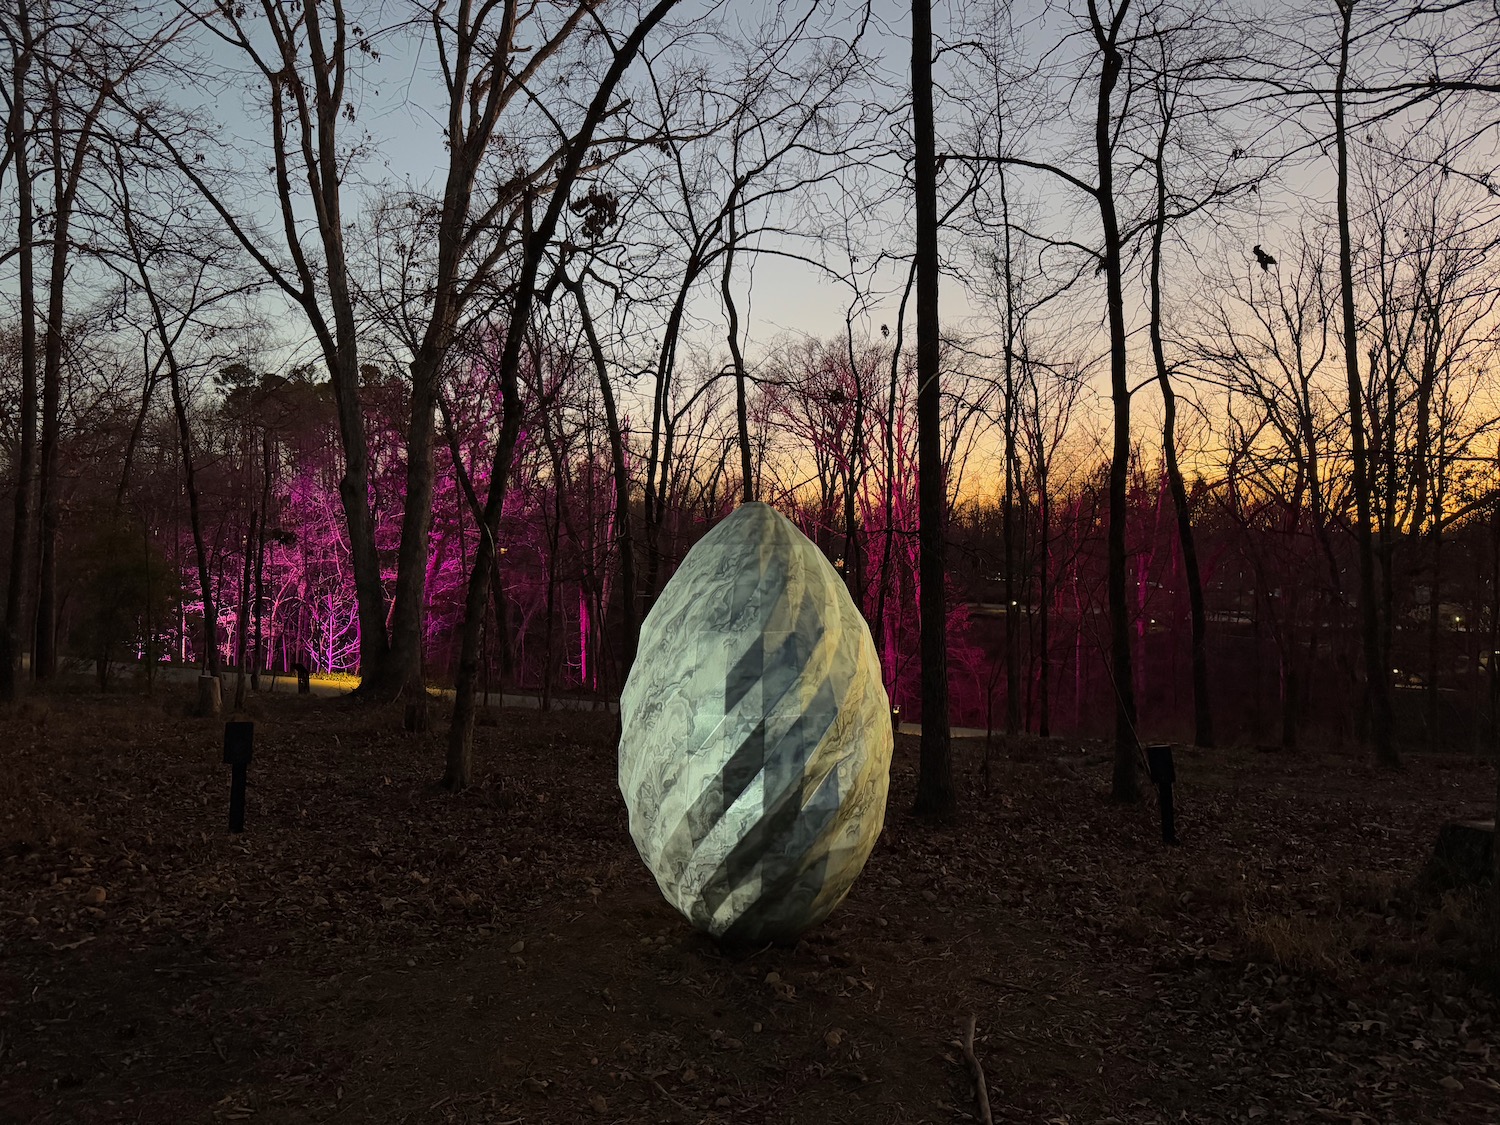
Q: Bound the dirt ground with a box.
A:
[2,687,1498,1125]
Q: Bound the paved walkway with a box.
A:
[34,657,997,737]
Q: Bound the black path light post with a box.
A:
[223,721,254,833]
[1145,743,1177,846]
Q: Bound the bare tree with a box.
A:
[1191,234,1351,748]
[941,0,1146,799]
[1355,143,1500,747]
[381,0,625,702]
[0,0,37,700]
[1331,0,1397,764]
[19,1,181,681]
[1135,16,1255,750]
[102,148,264,682]
[1087,0,1143,801]
[559,267,639,676]
[911,0,954,819]
[443,0,682,790]
[622,7,879,604]
[1021,347,1088,738]
[136,0,392,686]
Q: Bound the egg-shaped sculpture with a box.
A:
[619,502,892,944]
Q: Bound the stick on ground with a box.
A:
[962,1012,994,1125]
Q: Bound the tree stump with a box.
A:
[1422,820,1495,889]
[197,674,222,718]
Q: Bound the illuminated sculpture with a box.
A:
[619,502,892,944]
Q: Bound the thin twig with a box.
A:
[649,1078,691,1112]
[961,1013,994,1125]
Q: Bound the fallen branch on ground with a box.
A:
[962,1012,994,1125]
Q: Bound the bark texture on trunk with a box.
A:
[385,372,437,700]
[34,96,74,682]
[1333,0,1397,767]
[842,320,867,616]
[1,14,37,703]
[1092,0,1140,802]
[722,209,755,503]
[911,0,955,821]
[998,161,1021,737]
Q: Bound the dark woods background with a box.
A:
[2,0,1500,758]
[4,334,1497,752]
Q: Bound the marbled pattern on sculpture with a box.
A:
[619,502,892,944]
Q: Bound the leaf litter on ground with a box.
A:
[0,688,1497,1123]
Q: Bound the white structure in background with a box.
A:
[619,502,892,944]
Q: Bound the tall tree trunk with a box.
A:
[385,372,437,700]
[540,420,566,713]
[911,0,954,820]
[1489,489,1499,756]
[116,351,160,504]
[328,360,389,687]
[566,274,638,675]
[722,206,754,503]
[1333,0,1397,767]
[1376,349,1398,709]
[1148,127,1214,748]
[445,374,523,789]
[1470,525,1483,753]
[1,9,37,702]
[1280,635,1299,749]
[34,95,73,682]
[874,263,917,678]
[1092,0,1140,801]
[1491,491,1500,904]
[1426,520,1442,751]
[641,267,699,605]
[286,0,389,688]
[549,476,564,710]
[843,317,867,613]
[1037,462,1051,738]
[999,163,1021,737]
[166,354,220,676]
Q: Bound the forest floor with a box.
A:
[2,689,1499,1125]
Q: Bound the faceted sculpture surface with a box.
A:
[619,502,892,944]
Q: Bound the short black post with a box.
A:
[293,662,310,695]
[223,721,254,834]
[1145,742,1177,845]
